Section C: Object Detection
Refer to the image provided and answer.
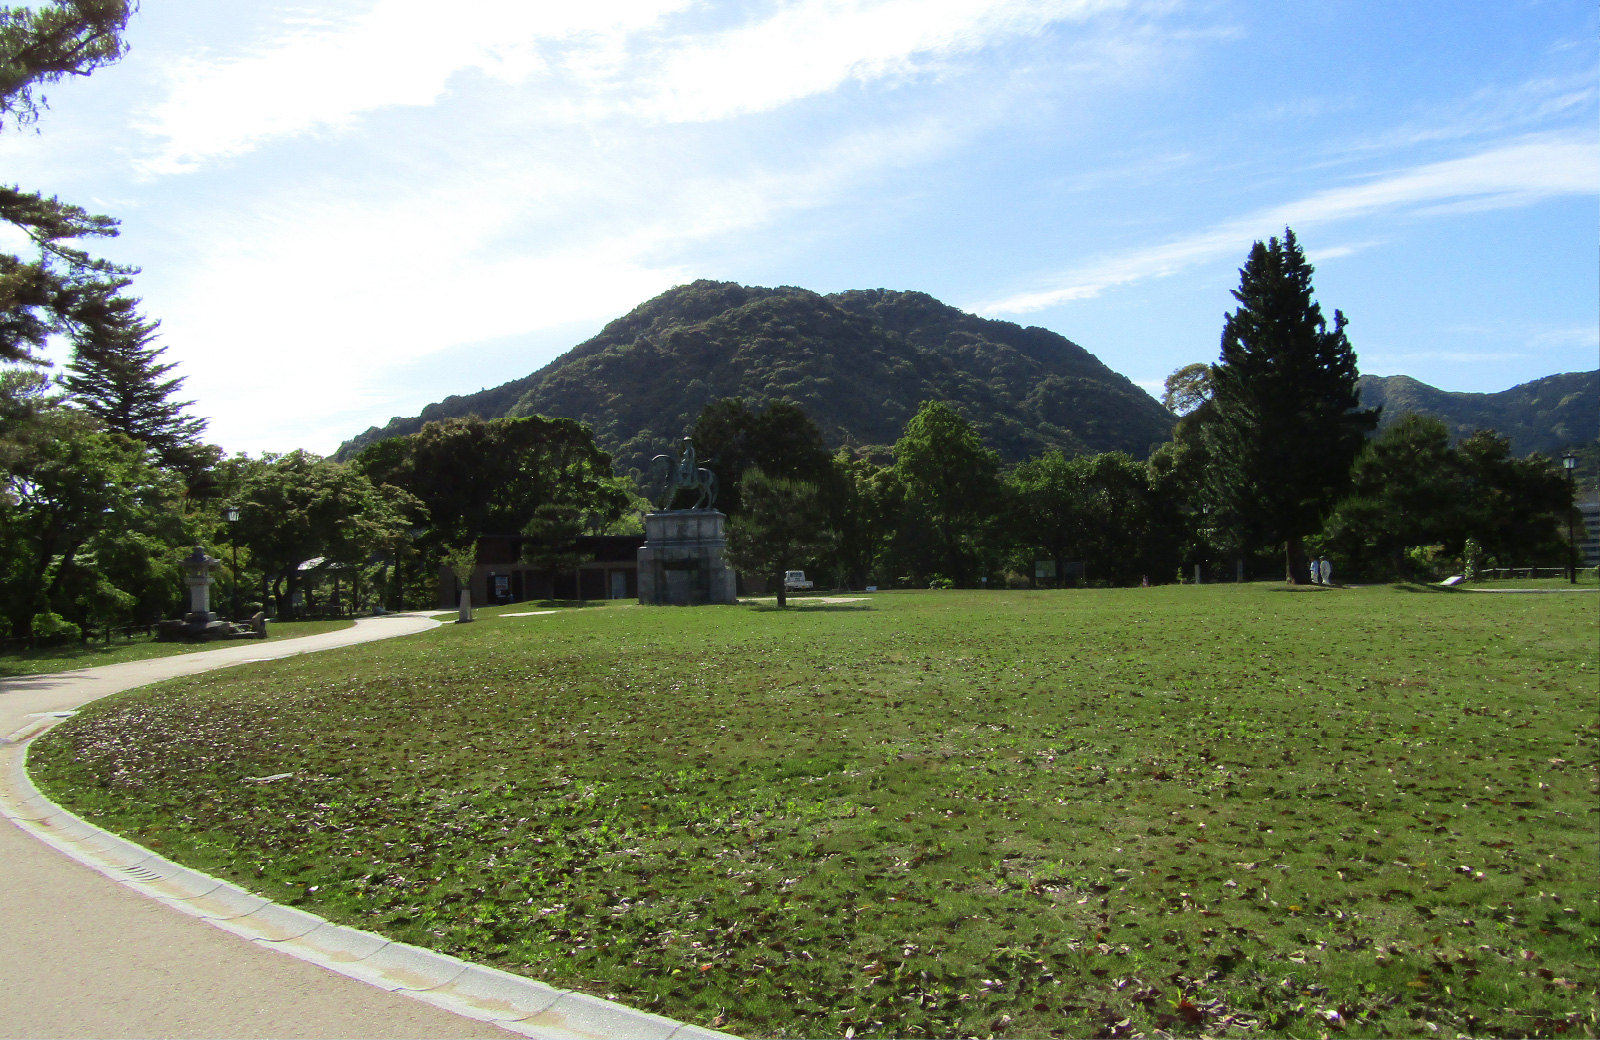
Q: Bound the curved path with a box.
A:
[0,616,721,1040]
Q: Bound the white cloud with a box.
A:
[137,0,1137,173]
[977,133,1600,313]
[156,116,956,452]
[633,0,1125,122]
[138,0,691,172]
[1306,239,1383,262]
[1527,324,1600,350]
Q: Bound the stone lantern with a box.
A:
[158,545,264,642]
[183,545,221,625]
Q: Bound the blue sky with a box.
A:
[8,0,1596,454]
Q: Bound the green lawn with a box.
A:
[0,619,356,678]
[31,587,1597,1038]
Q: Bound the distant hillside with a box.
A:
[338,281,1178,472]
[1358,370,1597,457]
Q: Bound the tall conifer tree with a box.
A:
[64,303,205,466]
[1203,229,1377,582]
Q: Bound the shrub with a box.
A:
[31,611,82,645]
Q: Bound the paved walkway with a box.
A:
[0,615,517,1039]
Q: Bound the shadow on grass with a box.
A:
[1390,582,1464,594]
[741,603,875,613]
[475,600,617,615]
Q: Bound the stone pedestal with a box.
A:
[637,510,737,605]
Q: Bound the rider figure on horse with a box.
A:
[653,437,718,510]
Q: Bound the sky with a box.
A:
[7,0,1596,455]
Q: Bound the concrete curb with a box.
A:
[0,625,734,1040]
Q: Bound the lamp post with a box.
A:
[398,526,426,612]
[1562,455,1577,584]
[226,506,241,620]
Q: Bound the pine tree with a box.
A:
[0,1,133,130]
[724,469,833,607]
[1202,228,1378,583]
[0,2,136,365]
[65,304,206,467]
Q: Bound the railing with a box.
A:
[0,622,161,654]
[1480,567,1571,580]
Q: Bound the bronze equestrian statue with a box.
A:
[650,437,718,511]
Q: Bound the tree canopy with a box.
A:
[690,397,833,517]
[354,414,628,551]
[1202,228,1377,582]
[723,469,833,608]
[64,303,207,473]
[0,2,137,366]
[0,0,133,130]
[890,401,1003,586]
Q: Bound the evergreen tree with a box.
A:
[724,469,833,608]
[0,2,136,365]
[890,401,1003,586]
[0,1,133,130]
[1202,229,1377,582]
[690,398,833,517]
[828,448,901,589]
[1010,450,1177,586]
[65,304,206,466]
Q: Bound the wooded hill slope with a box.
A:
[1358,370,1596,457]
[337,281,1177,473]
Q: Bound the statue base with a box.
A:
[157,612,268,642]
[637,510,737,605]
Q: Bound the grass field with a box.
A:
[0,619,358,678]
[31,586,1598,1038]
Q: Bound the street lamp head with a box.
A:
[226,506,241,522]
[1562,455,1577,471]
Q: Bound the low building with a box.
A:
[437,534,645,608]
[1578,495,1600,569]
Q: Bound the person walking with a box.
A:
[1319,557,1333,586]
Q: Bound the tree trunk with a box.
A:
[1285,536,1310,584]
[776,573,787,609]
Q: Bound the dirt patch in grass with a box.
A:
[32,587,1598,1038]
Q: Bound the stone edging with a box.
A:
[1,704,734,1040]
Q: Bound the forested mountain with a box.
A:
[337,281,1177,472]
[1358,370,1596,457]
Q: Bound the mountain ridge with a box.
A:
[337,280,1178,472]
[336,280,1596,471]
[1358,370,1596,457]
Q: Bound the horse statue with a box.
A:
[649,437,718,511]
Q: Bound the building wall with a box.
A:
[1578,496,1599,568]
[436,534,645,609]
[437,563,641,608]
